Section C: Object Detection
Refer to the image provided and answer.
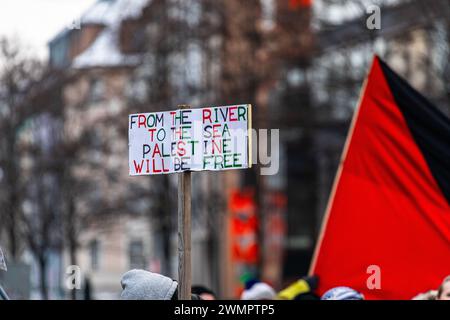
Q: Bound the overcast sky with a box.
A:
[0,0,96,59]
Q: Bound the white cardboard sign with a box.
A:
[129,104,252,175]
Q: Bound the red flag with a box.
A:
[289,0,312,10]
[229,190,259,264]
[310,56,450,300]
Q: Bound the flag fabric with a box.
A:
[310,56,450,300]
[289,0,313,10]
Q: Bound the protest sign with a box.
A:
[129,103,252,300]
[129,104,252,175]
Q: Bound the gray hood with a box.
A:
[120,269,178,300]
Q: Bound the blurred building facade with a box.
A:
[43,0,450,299]
[47,0,243,298]
[48,0,155,299]
[1,0,448,299]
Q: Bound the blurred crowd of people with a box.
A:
[119,270,450,300]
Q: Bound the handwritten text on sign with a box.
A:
[129,104,252,175]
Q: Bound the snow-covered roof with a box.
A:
[71,0,150,69]
[72,27,141,68]
[81,0,149,27]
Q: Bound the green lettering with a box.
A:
[238,106,246,121]
[233,153,242,167]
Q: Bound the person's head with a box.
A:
[412,290,437,300]
[120,269,201,300]
[191,285,216,300]
[437,276,450,300]
[321,286,364,300]
[121,269,178,300]
[241,281,276,300]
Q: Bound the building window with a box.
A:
[129,240,145,270]
[89,239,100,271]
[89,77,105,102]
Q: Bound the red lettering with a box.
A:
[173,127,182,139]
[138,115,146,128]
[177,140,186,156]
[213,124,221,138]
[212,139,221,154]
[133,160,144,173]
[152,143,162,157]
[229,106,237,121]
[203,109,212,123]
[170,111,176,125]
[148,128,156,142]
[152,159,162,173]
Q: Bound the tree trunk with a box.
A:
[67,193,78,300]
[6,151,19,260]
[7,212,18,259]
[38,256,49,300]
[69,240,78,300]
[160,175,172,276]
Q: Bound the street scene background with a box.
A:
[0,0,449,299]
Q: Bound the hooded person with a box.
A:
[121,269,178,300]
[120,270,202,300]
[191,285,217,300]
[412,290,438,300]
[240,280,276,300]
[436,275,450,300]
[321,286,364,300]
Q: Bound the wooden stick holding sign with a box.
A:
[177,104,191,300]
[129,104,252,300]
